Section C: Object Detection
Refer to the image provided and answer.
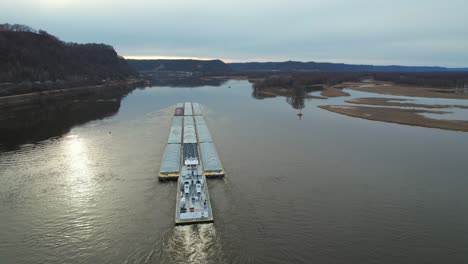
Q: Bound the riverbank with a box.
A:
[321,87,350,97]
[0,79,144,109]
[319,105,468,132]
[345,98,468,109]
[0,79,145,147]
[344,81,468,99]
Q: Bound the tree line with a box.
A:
[370,72,468,88]
[250,72,468,89]
[0,24,136,87]
[251,72,364,89]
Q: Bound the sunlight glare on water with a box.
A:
[1,80,468,264]
[64,135,94,196]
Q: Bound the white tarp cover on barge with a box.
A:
[160,144,181,174]
[184,102,193,116]
[200,142,223,172]
[195,116,213,143]
[183,116,197,143]
[167,116,183,144]
[192,103,203,116]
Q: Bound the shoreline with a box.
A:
[345,97,468,109]
[319,105,468,132]
[344,81,468,100]
[321,87,350,97]
[0,79,144,109]
[0,79,144,148]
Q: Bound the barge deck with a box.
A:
[159,102,222,224]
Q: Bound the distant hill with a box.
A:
[0,24,135,83]
[127,59,231,73]
[228,61,468,72]
[128,58,468,74]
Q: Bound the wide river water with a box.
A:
[1,80,468,264]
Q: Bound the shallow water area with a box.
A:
[312,89,468,121]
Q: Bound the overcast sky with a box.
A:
[1,0,467,67]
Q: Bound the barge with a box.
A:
[159,102,222,224]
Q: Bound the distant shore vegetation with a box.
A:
[248,71,468,91]
[0,23,136,93]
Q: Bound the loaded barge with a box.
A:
[159,102,223,225]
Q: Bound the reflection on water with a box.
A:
[0,88,133,150]
[252,84,321,120]
[64,135,94,198]
[286,86,306,120]
[1,80,468,264]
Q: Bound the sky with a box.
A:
[1,0,468,67]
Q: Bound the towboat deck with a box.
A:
[175,160,213,225]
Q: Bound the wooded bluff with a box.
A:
[0,24,135,84]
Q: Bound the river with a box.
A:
[1,80,468,263]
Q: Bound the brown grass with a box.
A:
[319,105,468,132]
[345,81,468,100]
[321,87,350,97]
[346,97,468,109]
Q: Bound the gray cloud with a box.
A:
[1,0,467,66]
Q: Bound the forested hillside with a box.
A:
[127,59,231,73]
[0,24,135,83]
[229,61,468,72]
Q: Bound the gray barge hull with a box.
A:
[159,102,217,224]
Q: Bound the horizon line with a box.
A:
[122,55,467,68]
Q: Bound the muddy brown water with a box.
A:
[1,80,468,264]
